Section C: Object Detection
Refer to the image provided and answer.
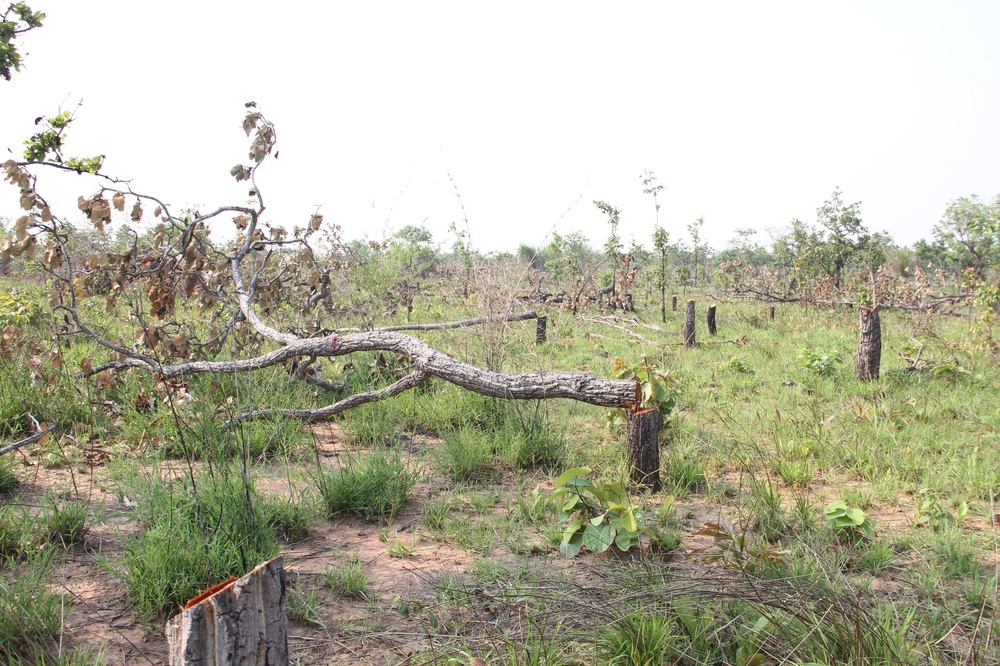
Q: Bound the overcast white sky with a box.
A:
[2,1,999,254]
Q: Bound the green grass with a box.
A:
[0,550,64,663]
[113,464,282,619]
[324,552,370,599]
[315,450,417,524]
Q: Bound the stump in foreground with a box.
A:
[707,304,717,336]
[855,306,882,381]
[627,408,661,491]
[166,557,288,666]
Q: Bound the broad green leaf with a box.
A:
[554,467,591,489]
[560,531,584,558]
[563,517,584,543]
[583,523,613,553]
[620,507,638,533]
[824,500,847,514]
[615,530,639,551]
[844,507,867,525]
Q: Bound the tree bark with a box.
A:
[672,295,678,312]
[535,315,547,345]
[706,304,717,336]
[682,299,696,347]
[166,557,288,666]
[855,307,881,381]
[627,409,660,491]
[769,305,775,321]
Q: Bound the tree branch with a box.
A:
[230,370,429,423]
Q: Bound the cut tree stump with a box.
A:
[535,315,547,345]
[166,557,288,666]
[627,408,661,491]
[672,295,678,311]
[855,306,882,381]
[770,305,775,321]
[682,299,696,347]
[707,304,717,336]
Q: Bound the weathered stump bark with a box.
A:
[682,299,696,347]
[855,307,881,381]
[627,408,661,491]
[166,557,288,666]
[769,305,775,321]
[671,295,678,311]
[707,304,717,336]
[535,316,547,345]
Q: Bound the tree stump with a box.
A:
[627,408,660,491]
[535,315,547,345]
[166,557,288,666]
[682,299,696,347]
[769,305,775,321]
[671,295,678,311]
[706,304,717,336]
[855,307,881,381]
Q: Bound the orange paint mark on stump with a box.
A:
[182,576,238,610]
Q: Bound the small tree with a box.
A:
[687,216,705,286]
[652,227,669,322]
[641,169,669,322]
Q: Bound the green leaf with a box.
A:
[620,507,638,533]
[823,500,847,514]
[562,517,584,544]
[583,523,614,553]
[560,530,584,558]
[844,507,867,526]
[553,467,591,489]
[615,530,639,551]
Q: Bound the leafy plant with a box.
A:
[549,467,645,557]
[721,356,756,375]
[823,499,874,541]
[612,356,679,414]
[692,519,790,571]
[797,348,844,378]
[914,494,967,530]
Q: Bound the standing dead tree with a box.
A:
[1,106,640,426]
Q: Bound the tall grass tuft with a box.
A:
[316,450,417,524]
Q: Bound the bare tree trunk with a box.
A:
[627,408,660,491]
[672,295,678,312]
[682,299,696,347]
[166,557,287,666]
[706,304,717,336]
[855,307,881,381]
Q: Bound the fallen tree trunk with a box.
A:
[334,311,538,333]
[87,330,640,422]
